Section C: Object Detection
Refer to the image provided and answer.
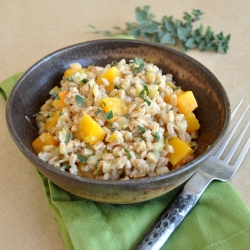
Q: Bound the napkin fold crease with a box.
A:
[1,73,250,250]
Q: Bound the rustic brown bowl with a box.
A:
[6,39,230,204]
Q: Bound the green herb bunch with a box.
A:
[89,6,230,53]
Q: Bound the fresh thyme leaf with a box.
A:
[114,85,120,90]
[65,131,73,143]
[154,132,160,141]
[123,114,131,118]
[111,127,117,132]
[89,6,230,53]
[75,95,84,106]
[77,154,91,163]
[47,113,52,118]
[124,149,132,159]
[104,110,114,120]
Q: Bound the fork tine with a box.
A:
[233,136,250,169]
[214,103,250,158]
[231,99,244,119]
[223,119,250,163]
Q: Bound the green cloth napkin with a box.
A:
[1,73,250,250]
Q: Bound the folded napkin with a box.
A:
[1,73,250,250]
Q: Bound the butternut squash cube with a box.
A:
[97,67,122,91]
[77,113,106,144]
[167,137,194,167]
[64,68,86,78]
[32,133,58,153]
[185,112,200,133]
[177,91,198,114]
[98,97,128,121]
[44,111,60,131]
[52,91,68,111]
[64,68,78,78]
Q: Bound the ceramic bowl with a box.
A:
[6,39,230,204]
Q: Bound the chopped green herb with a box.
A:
[47,113,52,118]
[123,114,131,118]
[108,122,113,127]
[172,86,181,91]
[154,132,160,141]
[190,143,197,150]
[68,75,74,82]
[100,101,107,107]
[58,111,63,116]
[142,98,151,106]
[75,95,84,106]
[77,154,91,163]
[139,83,149,98]
[82,78,88,84]
[65,131,73,143]
[54,94,61,100]
[124,149,132,159]
[114,85,120,90]
[60,164,70,171]
[50,108,59,112]
[94,108,102,115]
[104,110,114,120]
[111,127,117,132]
[155,80,159,85]
[49,86,61,99]
[137,125,147,135]
[133,67,140,75]
[130,58,145,75]
[111,61,118,67]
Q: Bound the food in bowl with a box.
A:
[32,58,200,180]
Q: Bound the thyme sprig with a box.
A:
[89,6,230,53]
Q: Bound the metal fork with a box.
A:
[133,100,250,250]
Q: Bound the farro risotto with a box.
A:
[32,58,200,180]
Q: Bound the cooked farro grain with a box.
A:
[32,58,200,180]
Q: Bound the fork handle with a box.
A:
[133,190,201,250]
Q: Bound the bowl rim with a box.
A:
[6,38,231,187]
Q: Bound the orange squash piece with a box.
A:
[98,97,128,121]
[167,137,194,168]
[64,68,87,78]
[52,91,68,111]
[97,67,122,91]
[76,113,106,144]
[44,111,60,131]
[185,112,200,133]
[32,133,58,153]
[177,91,198,114]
